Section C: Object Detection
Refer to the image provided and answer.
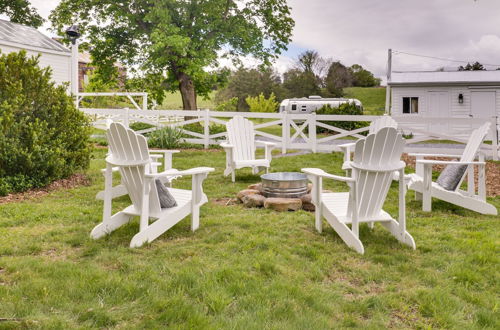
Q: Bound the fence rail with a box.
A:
[81,108,500,160]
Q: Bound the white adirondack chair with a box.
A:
[339,116,398,172]
[221,116,276,182]
[91,122,214,248]
[407,122,497,215]
[95,120,180,200]
[303,127,415,254]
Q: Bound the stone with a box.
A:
[242,194,266,208]
[300,194,315,212]
[307,183,313,193]
[237,189,261,202]
[247,183,263,193]
[264,198,302,212]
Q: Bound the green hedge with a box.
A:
[0,51,91,196]
[315,103,369,134]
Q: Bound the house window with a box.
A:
[402,97,419,114]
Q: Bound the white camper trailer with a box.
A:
[279,96,363,114]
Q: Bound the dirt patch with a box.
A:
[0,174,91,205]
[402,153,500,197]
[211,198,238,206]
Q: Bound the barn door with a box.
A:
[471,91,496,118]
[428,91,450,134]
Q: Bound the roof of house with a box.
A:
[389,70,500,86]
[0,19,69,53]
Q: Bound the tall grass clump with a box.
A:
[147,127,184,149]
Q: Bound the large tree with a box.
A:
[0,0,44,27]
[50,0,294,110]
[349,64,380,87]
[324,61,352,97]
[215,67,286,111]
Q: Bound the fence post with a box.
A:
[143,93,148,110]
[492,116,499,161]
[281,111,288,154]
[204,109,210,149]
[309,113,317,153]
[124,107,130,127]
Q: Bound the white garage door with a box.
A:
[471,91,496,118]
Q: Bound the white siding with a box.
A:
[391,85,500,139]
[0,44,71,88]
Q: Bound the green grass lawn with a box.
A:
[160,91,216,110]
[344,87,386,115]
[1,147,499,328]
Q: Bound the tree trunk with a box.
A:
[178,72,197,110]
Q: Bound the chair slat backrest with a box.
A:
[460,122,491,162]
[368,116,398,134]
[226,116,256,161]
[106,123,161,214]
[350,127,404,220]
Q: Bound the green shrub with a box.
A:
[129,122,155,131]
[0,51,91,196]
[182,123,226,137]
[315,102,368,134]
[215,97,238,112]
[147,127,184,149]
[245,92,278,112]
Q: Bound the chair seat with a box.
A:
[322,192,393,224]
[234,159,270,168]
[122,188,193,218]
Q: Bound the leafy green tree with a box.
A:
[0,0,43,28]
[282,68,321,98]
[215,67,286,111]
[349,64,381,87]
[50,0,294,110]
[246,93,278,112]
[324,61,352,97]
[458,61,486,71]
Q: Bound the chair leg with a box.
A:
[368,222,374,229]
[415,191,422,201]
[90,212,132,239]
[380,220,416,250]
[231,170,235,182]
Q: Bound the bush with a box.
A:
[246,93,278,112]
[129,122,155,131]
[147,127,184,149]
[315,102,368,134]
[0,51,91,196]
[182,123,226,137]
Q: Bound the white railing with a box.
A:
[81,107,500,160]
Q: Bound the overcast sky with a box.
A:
[15,0,500,83]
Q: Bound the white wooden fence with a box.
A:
[81,107,500,160]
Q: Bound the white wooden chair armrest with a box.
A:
[220,142,233,149]
[146,167,214,179]
[417,160,485,166]
[256,141,275,160]
[149,150,180,170]
[338,142,355,150]
[408,153,461,158]
[255,141,276,147]
[302,168,355,183]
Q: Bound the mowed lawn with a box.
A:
[0,148,499,328]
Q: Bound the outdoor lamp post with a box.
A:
[65,25,80,106]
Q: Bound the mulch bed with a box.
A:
[0,174,90,205]
[402,154,500,197]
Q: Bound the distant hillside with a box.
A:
[343,87,386,115]
[158,88,386,114]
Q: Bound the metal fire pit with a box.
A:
[261,172,308,198]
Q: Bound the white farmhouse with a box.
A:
[0,19,71,87]
[388,70,500,120]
